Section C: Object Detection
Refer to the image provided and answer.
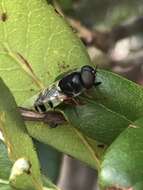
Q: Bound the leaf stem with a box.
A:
[19,107,67,126]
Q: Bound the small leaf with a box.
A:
[0,140,12,180]
[99,117,143,189]
[0,78,42,189]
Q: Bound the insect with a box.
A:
[34,65,101,113]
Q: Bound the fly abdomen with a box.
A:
[34,85,66,112]
[34,103,46,112]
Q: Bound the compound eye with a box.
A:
[81,65,96,89]
[81,70,95,89]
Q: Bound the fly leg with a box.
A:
[64,96,83,106]
[83,82,101,99]
[94,81,101,87]
[48,122,58,128]
[47,101,59,128]
[48,100,54,109]
[71,97,80,106]
[73,98,81,117]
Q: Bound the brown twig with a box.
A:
[18,107,67,126]
[67,17,114,52]
[68,17,95,45]
[68,16,143,52]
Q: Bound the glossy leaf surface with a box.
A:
[99,118,143,189]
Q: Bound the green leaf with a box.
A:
[0,140,12,180]
[99,117,143,189]
[0,78,42,189]
[92,70,143,121]
[63,99,131,144]
[0,0,91,105]
[26,121,103,170]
